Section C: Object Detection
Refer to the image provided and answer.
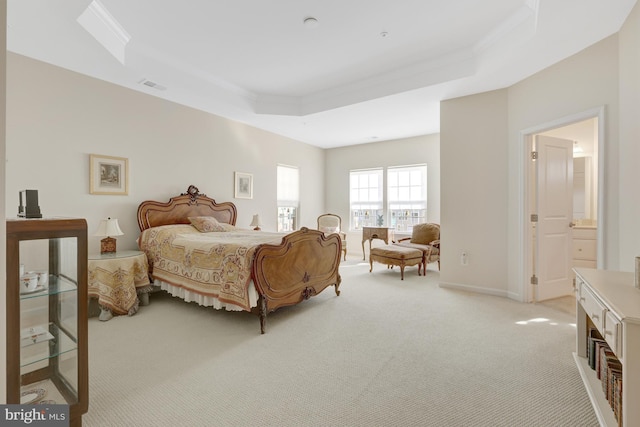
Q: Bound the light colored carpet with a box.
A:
[85,260,598,426]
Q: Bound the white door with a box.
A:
[535,135,574,301]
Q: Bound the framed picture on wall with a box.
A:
[234,172,253,199]
[90,154,129,195]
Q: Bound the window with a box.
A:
[387,165,427,231]
[277,164,299,232]
[349,169,383,230]
[349,165,427,232]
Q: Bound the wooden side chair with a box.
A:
[317,213,347,261]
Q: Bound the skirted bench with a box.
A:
[369,245,423,280]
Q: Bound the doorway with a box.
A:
[520,107,604,303]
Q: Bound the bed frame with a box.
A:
[137,185,342,333]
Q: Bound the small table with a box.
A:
[362,227,394,260]
[88,250,151,321]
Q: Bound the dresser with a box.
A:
[574,268,640,426]
[573,226,597,268]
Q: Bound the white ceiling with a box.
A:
[6,0,637,148]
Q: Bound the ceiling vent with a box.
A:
[138,79,166,91]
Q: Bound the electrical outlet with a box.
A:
[460,251,468,265]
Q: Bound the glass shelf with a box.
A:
[19,275,78,300]
[20,322,78,368]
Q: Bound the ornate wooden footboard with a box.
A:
[137,185,342,334]
[252,227,342,334]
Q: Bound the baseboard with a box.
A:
[438,281,509,298]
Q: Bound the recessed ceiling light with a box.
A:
[303,17,319,28]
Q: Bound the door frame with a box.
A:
[518,106,605,303]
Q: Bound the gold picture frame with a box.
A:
[90,154,129,195]
[234,172,253,199]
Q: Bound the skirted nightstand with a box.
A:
[88,250,151,321]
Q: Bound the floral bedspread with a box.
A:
[138,224,285,311]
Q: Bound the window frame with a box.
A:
[349,168,384,230]
[349,164,427,232]
[386,164,427,232]
[277,164,299,232]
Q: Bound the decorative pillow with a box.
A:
[410,223,439,245]
[188,216,227,232]
[218,223,237,232]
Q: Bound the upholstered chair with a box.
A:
[394,223,440,274]
[317,213,347,261]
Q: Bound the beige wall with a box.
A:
[618,2,640,271]
[441,1,640,300]
[5,53,325,253]
[324,134,440,256]
[440,89,509,295]
[507,34,619,299]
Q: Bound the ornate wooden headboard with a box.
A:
[137,185,238,231]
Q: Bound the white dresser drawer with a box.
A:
[573,238,597,260]
[573,227,597,239]
[603,310,622,358]
[579,283,606,332]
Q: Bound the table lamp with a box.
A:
[94,217,124,253]
[250,214,262,231]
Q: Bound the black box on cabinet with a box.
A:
[18,189,42,218]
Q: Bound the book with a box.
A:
[595,340,609,378]
[589,336,606,370]
[604,356,620,401]
[20,325,54,347]
[588,327,603,351]
[608,365,621,409]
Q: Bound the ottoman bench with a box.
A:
[369,245,423,280]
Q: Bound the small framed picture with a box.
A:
[90,154,129,195]
[234,172,253,199]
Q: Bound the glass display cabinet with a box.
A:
[6,218,88,426]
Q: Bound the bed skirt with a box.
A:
[154,278,259,312]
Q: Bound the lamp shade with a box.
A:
[250,214,262,230]
[250,214,262,227]
[94,218,124,237]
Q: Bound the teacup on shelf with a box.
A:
[28,270,49,289]
[20,274,38,292]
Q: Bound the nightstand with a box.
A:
[88,250,150,321]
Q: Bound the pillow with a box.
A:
[410,223,439,245]
[218,223,237,232]
[188,216,227,232]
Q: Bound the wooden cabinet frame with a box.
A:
[6,218,88,426]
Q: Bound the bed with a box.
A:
[137,185,342,333]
